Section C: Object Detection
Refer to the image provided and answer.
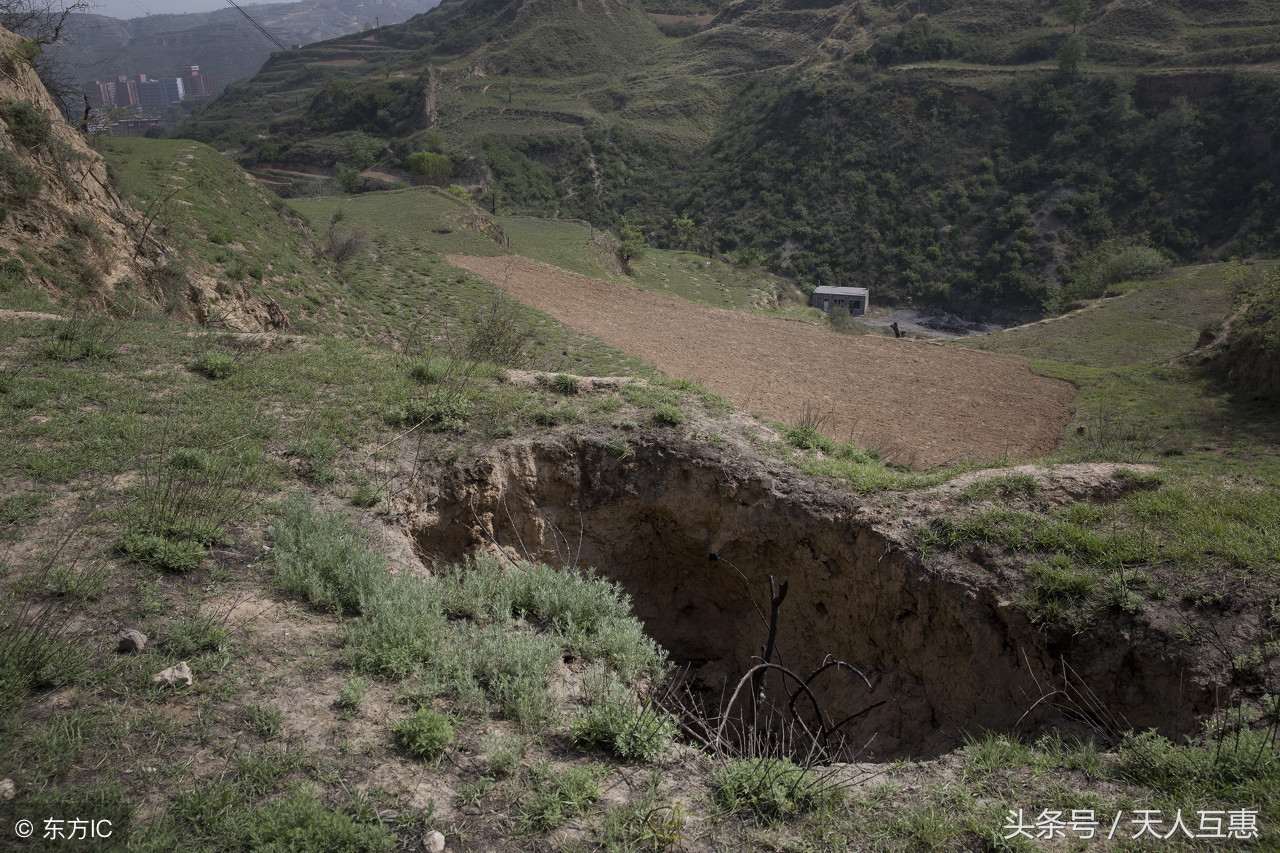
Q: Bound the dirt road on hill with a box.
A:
[446,254,1077,467]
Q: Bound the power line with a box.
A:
[223,0,290,53]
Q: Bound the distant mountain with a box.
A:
[53,0,441,87]
[177,0,1280,314]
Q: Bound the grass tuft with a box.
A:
[513,762,607,833]
[570,668,676,761]
[712,757,843,822]
[117,532,206,573]
[393,707,454,760]
[271,493,389,617]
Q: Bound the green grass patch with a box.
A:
[513,762,608,833]
[956,472,1040,504]
[570,668,676,761]
[393,707,455,760]
[712,758,843,822]
[271,493,389,617]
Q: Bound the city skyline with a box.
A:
[85,66,221,111]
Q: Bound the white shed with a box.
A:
[812,286,869,316]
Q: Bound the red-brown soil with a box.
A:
[446,254,1077,467]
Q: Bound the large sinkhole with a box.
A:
[405,434,1215,758]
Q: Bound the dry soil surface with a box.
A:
[447,254,1077,467]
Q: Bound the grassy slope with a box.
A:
[956,260,1280,479]
[1,140,1279,850]
[499,213,823,318]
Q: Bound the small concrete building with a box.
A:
[812,286,869,316]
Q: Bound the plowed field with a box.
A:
[447,254,1077,468]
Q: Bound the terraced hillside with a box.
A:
[57,0,441,90]
[177,0,1280,315]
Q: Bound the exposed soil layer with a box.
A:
[404,432,1221,758]
[446,254,1077,468]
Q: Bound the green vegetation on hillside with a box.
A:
[687,72,1280,308]
[175,0,1280,316]
[1207,264,1280,402]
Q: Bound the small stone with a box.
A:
[117,630,147,654]
[422,831,445,853]
[151,661,193,688]
[0,778,15,801]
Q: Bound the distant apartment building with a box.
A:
[136,77,184,112]
[84,80,112,108]
[179,66,221,99]
[85,74,146,109]
[114,76,140,107]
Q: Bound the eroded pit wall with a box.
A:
[404,434,1216,757]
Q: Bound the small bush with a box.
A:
[0,588,86,703]
[0,99,52,148]
[243,784,396,852]
[1027,555,1096,600]
[408,150,451,184]
[712,758,843,822]
[0,256,26,290]
[1209,269,1280,402]
[192,349,236,379]
[571,669,676,761]
[387,388,474,432]
[123,443,259,551]
[393,708,454,759]
[335,677,366,717]
[651,404,684,426]
[271,493,390,617]
[47,561,110,602]
[0,38,40,73]
[43,315,119,361]
[455,288,536,367]
[146,264,190,312]
[116,532,206,573]
[207,228,234,245]
[161,616,228,659]
[344,575,447,679]
[956,472,1040,503]
[1117,721,1280,802]
[0,148,41,206]
[244,703,284,739]
[827,305,862,334]
[287,436,340,484]
[484,732,525,777]
[552,373,580,395]
[784,424,836,453]
[348,482,382,508]
[327,221,370,264]
[1064,239,1171,300]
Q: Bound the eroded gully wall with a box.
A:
[402,435,1217,757]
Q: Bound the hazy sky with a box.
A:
[88,0,296,20]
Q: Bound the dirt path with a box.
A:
[447,254,1077,467]
[0,309,60,322]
